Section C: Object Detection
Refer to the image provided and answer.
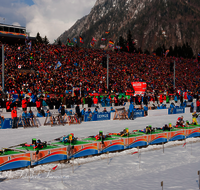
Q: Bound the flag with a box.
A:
[165,50,169,57]
[18,65,21,69]
[90,41,95,47]
[127,43,129,52]
[52,165,58,170]
[67,38,71,43]
[100,45,105,48]
[67,42,74,46]
[115,46,121,49]
[73,38,77,43]
[18,47,21,50]
[55,61,62,69]
[109,44,114,48]
[26,34,29,40]
[28,40,32,50]
[109,40,114,45]
[105,31,110,34]
[90,42,94,47]
[92,37,97,41]
[101,38,106,41]
[79,36,84,43]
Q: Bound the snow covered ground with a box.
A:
[1,112,200,190]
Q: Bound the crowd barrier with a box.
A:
[0,107,192,128]
[1,126,200,171]
[168,107,185,115]
[84,113,111,122]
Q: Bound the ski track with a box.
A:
[0,112,200,190]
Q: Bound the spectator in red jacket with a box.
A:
[93,97,98,107]
[6,99,12,112]
[196,99,200,112]
[22,98,27,111]
[36,98,42,111]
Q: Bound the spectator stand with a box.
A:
[113,107,129,120]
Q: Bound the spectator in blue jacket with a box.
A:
[102,107,108,113]
[157,104,161,109]
[169,103,175,114]
[106,97,111,107]
[187,93,192,102]
[67,110,73,116]
[183,100,187,107]
[161,104,166,109]
[174,95,178,103]
[81,108,86,115]
[42,99,48,107]
[190,102,194,113]
[144,105,148,116]
[31,93,37,106]
[110,107,116,112]
[101,97,106,107]
[45,109,52,117]
[37,110,44,117]
[86,108,92,114]
[93,108,98,114]
[129,102,134,120]
[28,110,34,119]
[22,110,30,125]
[81,108,86,121]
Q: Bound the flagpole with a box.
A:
[2,45,4,93]
[107,54,109,91]
[174,61,175,89]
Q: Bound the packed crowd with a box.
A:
[1,42,200,97]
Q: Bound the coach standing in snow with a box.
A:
[11,107,18,128]
[129,102,134,120]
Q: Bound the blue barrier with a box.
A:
[168,107,185,115]
[134,110,144,118]
[1,118,13,129]
[84,112,111,122]
[128,110,144,118]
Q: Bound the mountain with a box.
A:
[57,0,200,55]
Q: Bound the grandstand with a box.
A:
[0,23,35,45]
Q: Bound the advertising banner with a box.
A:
[84,113,110,122]
[168,108,185,115]
[131,82,147,95]
[134,110,144,118]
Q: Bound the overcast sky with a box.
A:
[0,0,96,43]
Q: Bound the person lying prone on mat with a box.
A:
[61,133,75,143]
[156,124,171,131]
[139,126,155,134]
[35,139,47,149]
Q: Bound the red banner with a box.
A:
[89,93,100,96]
[131,82,147,95]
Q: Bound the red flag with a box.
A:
[131,151,138,155]
[183,142,187,147]
[92,37,97,41]
[80,36,84,44]
[127,43,129,52]
[67,38,71,43]
[52,165,58,170]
